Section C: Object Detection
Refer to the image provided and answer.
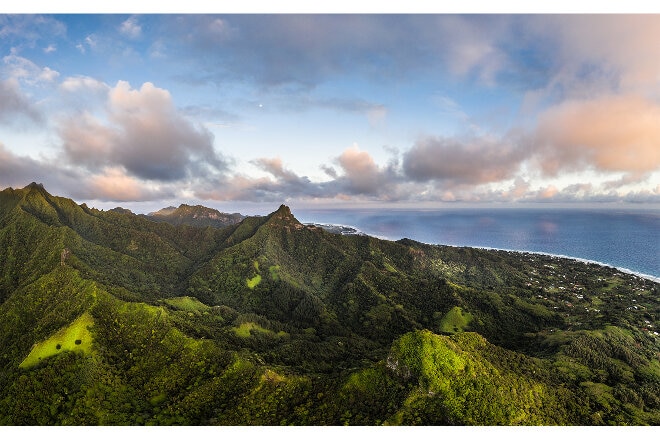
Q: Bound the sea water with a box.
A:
[297,208,660,280]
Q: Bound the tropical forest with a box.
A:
[0,183,658,425]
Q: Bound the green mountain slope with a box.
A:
[0,184,658,425]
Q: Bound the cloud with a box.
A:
[59,81,228,181]
[195,146,402,202]
[537,15,660,94]
[0,143,173,202]
[0,15,66,50]
[0,143,93,200]
[402,134,528,188]
[516,16,660,113]
[76,34,98,54]
[335,145,396,196]
[0,78,42,123]
[0,143,48,185]
[59,75,109,94]
[533,94,660,176]
[420,15,511,85]
[119,16,142,39]
[86,167,172,202]
[252,157,305,185]
[2,53,60,85]
[165,15,514,89]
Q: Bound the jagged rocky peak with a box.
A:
[267,204,304,229]
[26,182,45,190]
[273,204,294,219]
[24,182,49,196]
[21,182,53,202]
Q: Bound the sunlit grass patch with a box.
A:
[20,312,94,368]
[438,306,473,333]
[163,296,210,313]
[246,274,262,289]
[233,321,271,337]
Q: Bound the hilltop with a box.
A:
[0,183,658,425]
[146,204,245,228]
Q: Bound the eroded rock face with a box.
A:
[60,248,71,266]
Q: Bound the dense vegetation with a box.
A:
[0,183,658,425]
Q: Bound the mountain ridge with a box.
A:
[0,183,658,425]
[147,203,245,228]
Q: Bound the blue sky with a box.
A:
[1,8,659,212]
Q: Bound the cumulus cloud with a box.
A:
[403,135,528,187]
[533,94,660,176]
[335,145,396,195]
[59,81,228,182]
[194,146,403,202]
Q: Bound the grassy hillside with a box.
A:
[0,184,658,425]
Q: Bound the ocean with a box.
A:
[297,208,660,281]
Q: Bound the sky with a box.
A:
[1,5,659,213]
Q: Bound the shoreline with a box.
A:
[310,221,660,284]
[471,246,660,284]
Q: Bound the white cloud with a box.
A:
[59,75,109,94]
[119,16,142,39]
[2,53,59,85]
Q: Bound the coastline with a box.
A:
[471,246,660,284]
[311,221,660,284]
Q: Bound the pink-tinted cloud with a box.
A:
[59,81,228,181]
[533,94,660,176]
[195,147,402,202]
[536,15,660,93]
[336,145,387,195]
[86,167,169,202]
